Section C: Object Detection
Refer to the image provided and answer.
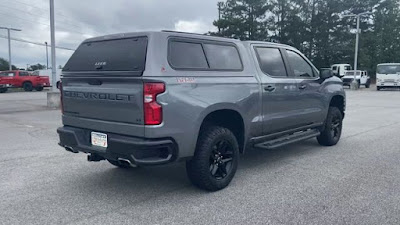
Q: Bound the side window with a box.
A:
[19,72,29,76]
[255,47,287,77]
[169,41,208,69]
[332,66,337,71]
[4,72,15,77]
[286,50,315,78]
[203,44,242,70]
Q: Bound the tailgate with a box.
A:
[60,35,149,137]
[62,77,144,125]
[38,76,49,81]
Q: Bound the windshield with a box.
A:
[377,65,400,74]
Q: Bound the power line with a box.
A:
[0,34,75,51]
[3,0,102,34]
[0,3,90,32]
[0,10,95,36]
[4,0,69,18]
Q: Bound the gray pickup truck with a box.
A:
[57,31,345,191]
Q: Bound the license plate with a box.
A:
[91,132,108,148]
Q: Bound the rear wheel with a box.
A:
[317,107,343,146]
[35,86,44,91]
[0,88,7,93]
[377,86,381,91]
[23,82,33,92]
[186,126,239,191]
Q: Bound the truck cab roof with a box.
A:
[82,31,294,49]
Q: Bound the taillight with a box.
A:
[144,82,165,125]
[60,82,64,114]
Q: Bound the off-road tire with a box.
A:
[186,126,239,191]
[23,82,33,92]
[317,107,343,146]
[365,80,370,88]
[35,86,44,91]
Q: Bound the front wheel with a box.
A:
[186,126,239,191]
[0,88,7,93]
[365,80,370,88]
[23,82,33,92]
[317,107,343,146]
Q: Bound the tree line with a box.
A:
[0,57,51,71]
[210,0,400,77]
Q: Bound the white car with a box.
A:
[342,70,371,88]
[376,63,400,91]
[331,64,352,78]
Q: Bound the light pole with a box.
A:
[49,0,56,91]
[45,42,49,69]
[342,12,372,90]
[0,27,22,70]
[46,0,60,108]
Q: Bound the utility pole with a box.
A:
[342,12,372,90]
[49,0,56,91]
[0,27,22,70]
[46,0,60,108]
[45,42,49,69]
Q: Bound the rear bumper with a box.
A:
[342,78,359,86]
[37,82,51,87]
[57,126,178,166]
[377,82,399,87]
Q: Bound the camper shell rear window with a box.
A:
[63,37,148,73]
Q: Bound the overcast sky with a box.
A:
[0,0,219,69]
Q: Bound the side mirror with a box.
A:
[320,69,333,79]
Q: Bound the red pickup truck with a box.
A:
[0,70,50,93]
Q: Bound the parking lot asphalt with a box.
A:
[0,87,400,225]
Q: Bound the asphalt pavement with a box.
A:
[0,87,400,225]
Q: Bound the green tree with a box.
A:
[28,63,46,71]
[213,0,271,40]
[0,57,17,71]
[373,0,400,64]
[211,0,400,74]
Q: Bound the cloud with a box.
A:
[174,20,217,34]
[0,0,220,69]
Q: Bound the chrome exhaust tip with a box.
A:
[65,146,78,153]
[117,158,137,167]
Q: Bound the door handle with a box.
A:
[299,84,307,90]
[264,85,276,92]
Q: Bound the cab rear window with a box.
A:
[63,37,148,73]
